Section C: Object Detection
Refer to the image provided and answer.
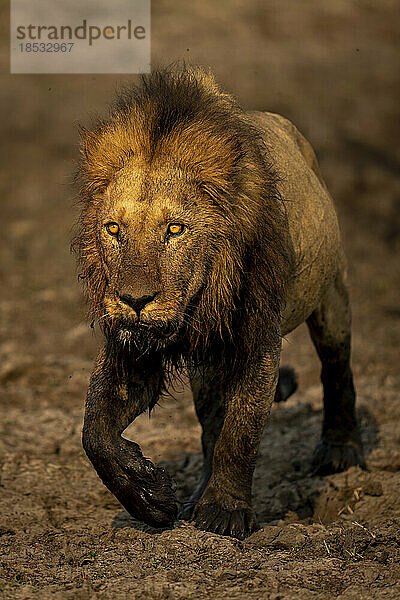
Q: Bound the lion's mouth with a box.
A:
[136,320,178,339]
[114,317,180,351]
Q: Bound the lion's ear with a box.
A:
[78,125,100,162]
[77,123,121,194]
[187,66,233,101]
[190,67,220,95]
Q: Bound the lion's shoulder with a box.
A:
[247,111,325,186]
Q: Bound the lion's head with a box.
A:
[73,67,292,360]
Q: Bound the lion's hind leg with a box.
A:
[307,270,366,475]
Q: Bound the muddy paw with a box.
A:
[312,439,366,476]
[106,439,178,526]
[192,501,258,539]
[120,460,178,526]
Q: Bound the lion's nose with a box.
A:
[118,292,158,316]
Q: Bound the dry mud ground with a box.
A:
[1,1,400,598]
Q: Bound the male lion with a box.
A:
[74,66,365,539]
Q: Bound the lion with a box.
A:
[73,66,365,539]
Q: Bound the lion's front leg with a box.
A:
[82,346,177,527]
[192,345,280,539]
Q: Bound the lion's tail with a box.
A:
[274,366,298,403]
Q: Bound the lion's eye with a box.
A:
[167,223,185,236]
[105,222,119,236]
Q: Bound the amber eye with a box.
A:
[105,222,119,236]
[167,223,185,236]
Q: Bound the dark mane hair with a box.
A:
[73,65,295,373]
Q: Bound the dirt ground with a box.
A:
[1,1,400,598]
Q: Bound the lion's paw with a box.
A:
[192,501,258,539]
[116,450,178,525]
[312,439,366,476]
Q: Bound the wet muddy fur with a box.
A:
[76,67,365,539]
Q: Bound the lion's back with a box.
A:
[248,110,344,334]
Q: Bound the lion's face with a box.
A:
[97,160,221,349]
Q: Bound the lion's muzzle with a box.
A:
[118,291,159,316]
